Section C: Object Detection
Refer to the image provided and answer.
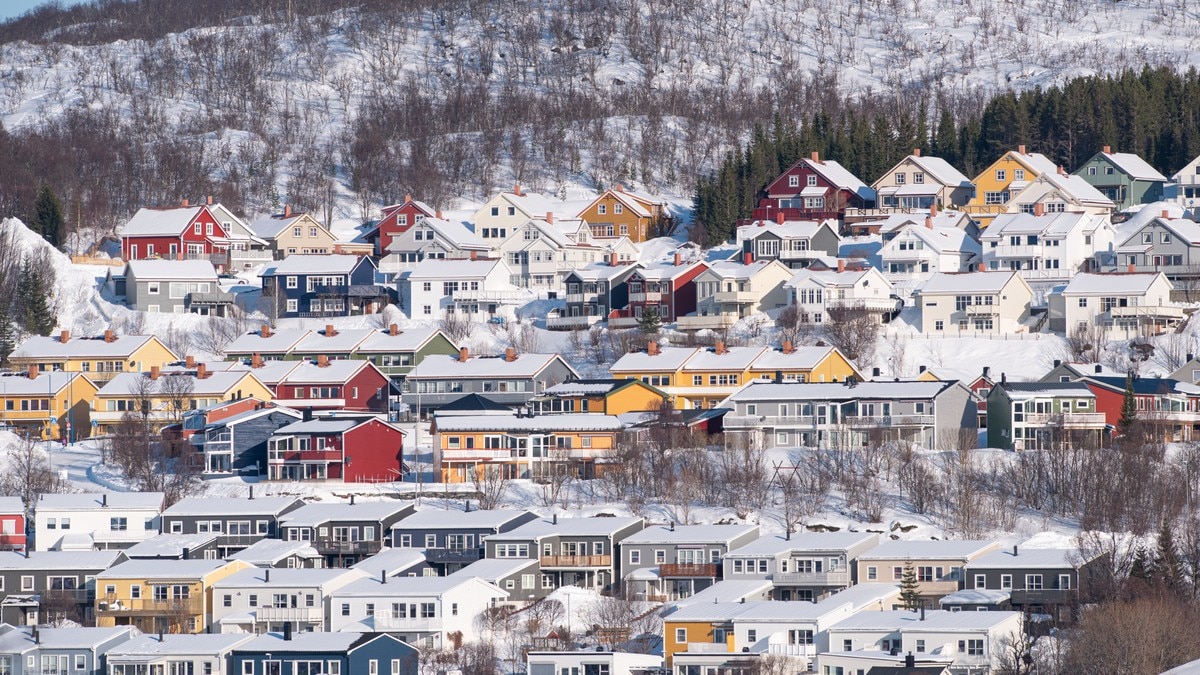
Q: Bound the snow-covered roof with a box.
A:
[939,588,1012,605]
[747,346,844,372]
[609,347,698,373]
[293,328,373,353]
[164,496,301,516]
[280,501,412,527]
[622,524,758,545]
[1011,150,1060,177]
[408,353,574,379]
[727,380,957,403]
[984,212,1096,238]
[0,371,93,395]
[400,258,506,280]
[224,329,309,354]
[1060,272,1164,295]
[265,254,364,275]
[918,271,1021,294]
[108,634,253,658]
[633,259,706,281]
[434,413,623,432]
[998,381,1095,401]
[565,261,641,282]
[701,260,781,281]
[392,508,535,531]
[356,326,449,353]
[726,531,880,556]
[37,492,163,512]
[666,579,772,611]
[97,558,236,580]
[1099,152,1168,181]
[872,211,972,236]
[489,516,644,541]
[96,371,262,397]
[33,626,133,649]
[229,539,320,565]
[0,550,123,570]
[334,574,494,597]
[681,346,767,372]
[1031,170,1115,207]
[125,259,219,281]
[227,360,302,385]
[449,558,537,581]
[736,219,836,242]
[828,608,1015,631]
[965,547,1078,569]
[784,268,878,289]
[1155,217,1200,244]
[248,212,318,239]
[278,359,371,384]
[387,216,488,251]
[121,206,203,237]
[10,333,169,360]
[807,159,876,201]
[908,154,973,187]
[894,223,980,255]
[857,539,998,561]
[542,380,627,396]
[214,566,366,588]
[125,533,218,558]
[273,419,359,435]
[0,497,24,514]
[669,583,897,623]
[350,548,427,574]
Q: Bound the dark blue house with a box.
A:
[261,254,385,318]
[231,630,418,675]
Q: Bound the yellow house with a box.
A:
[0,369,98,441]
[96,558,252,634]
[576,186,672,243]
[664,614,734,667]
[7,330,178,384]
[91,367,275,433]
[608,342,861,409]
[432,412,624,483]
[532,379,667,415]
[965,145,1060,227]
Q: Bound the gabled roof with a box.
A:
[727,380,959,403]
[984,212,1101,239]
[434,413,623,433]
[228,539,320,565]
[784,267,888,289]
[891,223,980,255]
[277,359,378,385]
[381,197,437,217]
[632,259,707,282]
[10,333,174,361]
[214,566,366,588]
[907,154,973,187]
[125,259,219,281]
[279,501,412,527]
[125,533,219,558]
[1095,152,1168,181]
[996,381,1095,401]
[918,271,1023,294]
[1082,375,1189,397]
[564,261,642,283]
[232,631,381,654]
[248,212,326,239]
[264,254,369,276]
[736,219,838,242]
[97,558,238,580]
[1007,150,1060,177]
[0,550,124,570]
[622,524,758,545]
[108,633,253,658]
[873,211,974,236]
[37,492,163,511]
[495,190,569,221]
[701,259,788,281]
[163,496,302,517]
[435,393,512,413]
[1060,272,1166,295]
[293,328,373,354]
[350,547,428,574]
[857,539,998,561]
[96,371,267,397]
[965,547,1081,569]
[488,516,644,541]
[0,371,95,396]
[1026,171,1114,207]
[392,508,536,531]
[399,258,506,280]
[121,206,205,237]
[385,216,488,252]
[334,573,504,598]
[801,158,875,201]
[725,531,879,556]
[355,326,452,353]
[224,329,309,355]
[408,353,577,380]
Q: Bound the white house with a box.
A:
[211,567,368,634]
[328,575,507,649]
[734,218,842,268]
[878,219,981,281]
[1050,271,1182,336]
[33,493,164,552]
[784,265,899,324]
[1165,153,1200,209]
[528,652,663,675]
[916,271,1034,334]
[1006,168,1116,216]
[471,186,573,245]
[678,259,794,331]
[981,211,1114,280]
[379,216,490,275]
[397,258,526,321]
[493,215,627,293]
[873,209,979,241]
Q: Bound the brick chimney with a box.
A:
[546,211,555,224]
[615,184,625,193]
[1057,165,1066,176]
[977,262,986,272]
[505,347,517,362]
[27,365,37,380]
[913,147,921,157]
[1018,144,1026,155]
[1103,145,1111,154]
[929,202,938,217]
[714,340,726,355]
[181,198,189,207]
[284,204,292,218]
[59,330,69,344]
[837,259,846,273]
[1128,263,1136,273]
[260,325,272,338]
[251,353,263,368]
[608,251,619,267]
[470,250,478,260]
[743,251,753,265]
[149,366,161,380]
[775,211,785,225]
[206,195,213,205]
[810,151,820,163]
[647,340,659,356]
[513,183,522,197]
[196,363,209,379]
[673,252,683,266]
[185,355,196,368]
[458,347,469,362]
[782,340,796,354]
[104,329,116,343]
[317,355,330,368]
[925,216,933,229]
[1033,203,1045,217]
[404,194,412,203]
[324,324,337,337]
[1162,209,1171,219]
[389,323,399,336]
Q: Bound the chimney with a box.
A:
[350,495,356,505]
[552,513,558,525]
[381,569,387,585]
[260,325,271,338]
[1033,203,1045,217]
[546,211,555,224]
[181,198,189,207]
[196,363,209,379]
[317,355,330,368]
[1189,353,1195,363]
[919,365,926,373]
[31,625,38,643]
[185,355,196,368]
[27,365,37,380]
[714,340,726,356]
[674,252,683,266]
[513,183,522,196]
[389,323,399,337]
[149,366,161,380]
[182,547,190,559]
[436,209,443,220]
[608,251,619,267]
[775,211,785,225]
[1013,545,1019,556]
[505,347,517,362]
[1162,209,1171,219]
[905,653,916,668]
[615,184,624,193]
[810,151,820,163]
[983,366,990,378]
[102,494,107,507]
[459,347,469,362]
[465,500,471,512]
[924,216,933,229]
[1128,263,1136,273]
[470,250,478,260]
[325,324,337,337]
[1095,364,1103,374]
[913,148,921,157]
[249,486,254,500]
[158,631,164,643]
[929,202,938,217]
[104,329,116,343]
[1053,359,1062,368]
[284,204,292,218]
[404,193,412,203]
[59,329,69,343]
[782,340,795,354]
[1103,145,1111,154]
[647,341,658,356]
[283,622,292,641]
[1001,372,1007,384]
[743,251,753,265]
[670,521,675,531]
[977,262,986,272]
[265,569,270,582]
[1018,144,1026,155]
[206,195,213,205]
[837,259,846,273]
[920,606,925,621]
[1058,165,1066,176]
[872,367,881,377]
[251,353,263,369]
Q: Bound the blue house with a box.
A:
[261,254,385,318]
[231,630,418,675]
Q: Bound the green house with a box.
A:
[224,324,458,378]
[987,379,1106,451]
[1073,147,1167,210]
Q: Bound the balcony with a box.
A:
[723,415,818,429]
[1022,412,1107,428]
[660,563,720,578]
[773,570,851,586]
[452,289,529,303]
[676,314,736,331]
[441,448,514,462]
[608,316,640,328]
[256,605,325,624]
[685,643,731,654]
[269,448,344,463]
[713,291,759,304]
[1011,588,1073,605]
[98,595,203,615]
[371,613,438,631]
[777,248,821,260]
[629,291,663,303]
[827,297,903,314]
[1109,305,1187,320]
[843,415,935,428]
[547,314,603,330]
[994,245,1043,258]
[312,538,382,555]
[765,644,817,658]
[540,554,612,568]
[424,547,484,564]
[964,304,999,316]
[217,533,263,548]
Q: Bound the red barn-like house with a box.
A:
[753,152,877,222]
[271,358,392,413]
[611,253,707,325]
[1080,375,1200,441]
[267,416,406,482]
[0,497,25,551]
[363,195,438,256]
[120,201,231,269]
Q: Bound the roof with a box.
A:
[293,328,373,353]
[1098,152,1168,181]
[1031,170,1114,206]
[919,271,1021,294]
[386,216,487,251]
[747,346,844,372]
[121,206,203,237]
[726,531,880,556]
[31,626,133,649]
[449,558,538,581]
[908,154,973,187]
[350,548,428,574]
[125,259,219,281]
[667,583,897,623]
[542,379,634,396]
[939,588,1012,605]
[828,608,1017,632]
[265,254,365,276]
[214,567,365,588]
[0,371,93,395]
[0,550,123,570]
[108,633,253,658]
[622,524,758,545]
[10,333,168,360]
[0,497,24,514]
[1010,150,1060,176]
[278,360,371,385]
[891,224,979,255]
[489,516,644,541]
[408,353,575,380]
[355,326,449,353]
[609,347,699,373]
[701,259,783,281]
[224,329,309,354]
[232,632,380,653]
[125,533,218,558]
[434,413,623,433]
[273,419,359,435]
[633,259,706,282]
[279,501,412,527]
[1060,272,1164,295]
[228,539,320,565]
[37,492,163,512]
[565,262,641,283]
[666,579,773,611]
[163,496,301,516]
[96,371,261,397]
[400,258,506,280]
[393,508,535,530]
[334,574,494,597]
[966,547,1078,569]
[736,219,836,242]
[857,539,998,561]
[1083,375,1187,397]
[434,393,513,414]
[727,380,957,403]
[998,381,1095,400]
[805,158,876,201]
[784,268,880,289]
[97,558,235,580]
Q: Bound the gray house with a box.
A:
[485,516,645,592]
[403,350,579,412]
[123,533,221,561]
[390,508,539,574]
[736,218,842,269]
[1114,212,1200,278]
[228,539,324,569]
[278,500,417,568]
[620,524,760,601]
[120,259,233,316]
[722,532,881,601]
[954,545,1109,623]
[160,495,304,555]
[1073,147,1167,209]
[0,550,126,626]
[0,626,136,675]
[187,403,303,475]
[450,558,546,603]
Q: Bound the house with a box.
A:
[878,217,981,281]
[229,539,325,570]
[249,208,339,258]
[608,342,861,410]
[95,558,253,633]
[495,214,621,292]
[0,498,26,552]
[548,257,641,330]
[380,215,491,275]
[223,326,310,363]
[0,369,97,441]
[279,500,415,566]
[230,631,418,675]
[450,557,546,603]
[366,194,438,256]
[119,259,234,316]
[735,216,842,269]
[1005,167,1116,217]
[855,540,1000,607]
[0,550,125,626]
[664,579,775,614]
[211,566,368,634]
[785,265,901,324]
[872,150,975,211]
[867,208,979,240]
[189,402,303,475]
[7,330,178,383]
[1073,146,1168,209]
[576,185,672,242]
[1171,356,1200,384]
[119,202,232,270]
[33,492,164,552]
[483,516,645,592]
[432,412,625,482]
[90,368,274,434]
[1048,271,1182,336]
[226,325,458,378]
[986,379,1106,450]
[202,200,273,270]
[328,574,506,648]
[915,271,1034,334]
[528,651,663,675]
[266,410,406,484]
[169,394,273,441]
[472,185,572,244]
[981,211,1114,280]
[722,380,977,451]
[390,508,539,574]
[957,544,1108,623]
[0,625,134,675]
[397,258,526,322]
[351,548,431,579]
[1079,375,1200,442]
[1167,153,1200,208]
[125,533,222,561]
[609,255,707,328]
[160,495,304,555]
[677,259,794,331]
[722,531,881,601]
[271,359,391,414]
[964,145,1060,226]
[752,151,876,221]
[621,524,760,601]
[260,254,383,318]
[403,348,579,413]
[105,633,254,675]
[532,379,667,416]
[1039,361,1126,384]
[1113,210,1200,278]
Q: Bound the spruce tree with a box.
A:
[33,184,65,250]
[638,306,662,335]
[1118,372,1138,436]
[1154,518,1183,596]
[0,310,13,367]
[899,560,922,611]
[18,259,56,336]
[1129,545,1153,585]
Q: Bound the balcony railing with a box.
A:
[773,570,850,586]
[676,314,736,331]
[98,595,203,615]
[269,449,344,463]
[255,606,325,624]
[684,643,731,654]
[724,415,818,429]
[842,415,935,428]
[217,533,263,548]
[312,538,382,555]
[629,291,663,302]
[441,448,514,461]
[964,304,999,315]
[713,291,759,304]
[777,248,820,260]
[540,554,612,568]
[765,644,817,657]
[424,548,484,564]
[371,613,438,631]
[1022,412,1107,428]
[452,289,529,303]
[547,315,603,330]
[660,563,720,578]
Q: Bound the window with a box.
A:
[867,566,877,580]
[995,169,1006,182]
[243,663,255,675]
[630,550,641,565]
[286,299,298,313]
[788,630,813,645]
[747,629,757,643]
[789,175,799,187]
[807,175,817,187]
[1001,574,1012,589]
[1014,169,1025,181]
[1026,574,1044,590]
[895,172,906,185]
[21,576,33,591]
[893,566,903,580]
[966,639,984,656]
[285,276,297,289]
[1059,574,1072,590]
[147,282,160,295]
[598,204,607,215]
[111,517,128,531]
[975,574,986,589]
[984,191,1008,205]
[655,550,666,564]
[675,628,687,643]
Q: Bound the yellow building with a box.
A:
[664,615,734,667]
[433,412,624,483]
[608,342,861,409]
[91,367,274,433]
[0,369,98,441]
[7,330,179,384]
[576,186,672,243]
[964,145,1060,227]
[532,378,667,415]
[96,558,252,633]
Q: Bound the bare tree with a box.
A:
[158,374,195,425]
[718,441,769,518]
[824,303,879,367]
[472,464,509,510]
[1063,320,1108,363]
[776,303,820,345]
[0,435,70,512]
[1160,330,1196,372]
[440,311,474,344]
[536,447,574,509]
[506,320,543,353]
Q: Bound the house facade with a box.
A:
[33,492,163,552]
[120,203,231,269]
[328,575,506,648]
[0,369,97,441]
[981,211,1113,280]
[249,209,339,258]
[261,254,382,319]
[211,566,367,634]
[267,417,405,483]
[397,258,525,321]
[736,217,842,269]
[576,186,672,243]
[986,380,1105,450]
[677,259,793,331]
[916,271,1034,334]
[90,369,274,434]
[964,146,1059,225]
[621,524,760,601]
[95,558,253,633]
[230,632,419,675]
[403,349,578,412]
[369,195,438,255]
[610,256,707,327]
[878,219,980,281]
[161,496,304,555]
[549,258,640,330]
[1113,212,1200,278]
[484,516,645,592]
[270,359,391,414]
[123,259,230,315]
[0,498,26,552]
[380,216,490,275]
[785,265,900,324]
[189,403,303,475]
[279,500,415,566]
[855,540,1001,606]
[8,331,177,384]
[0,550,124,627]
[391,509,539,574]
[752,152,876,221]
[1050,271,1182,336]
[1005,169,1116,217]
[871,150,975,210]
[959,545,1107,623]
[722,532,881,601]
[1073,147,1167,209]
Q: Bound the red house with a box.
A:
[0,497,26,551]
[267,416,406,482]
[1081,375,1200,440]
[752,152,877,222]
[611,253,707,325]
[120,200,231,269]
[272,358,392,413]
[363,195,438,256]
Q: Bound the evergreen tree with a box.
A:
[17,259,56,336]
[899,560,922,611]
[1118,372,1138,436]
[638,306,662,335]
[1129,545,1153,585]
[32,184,65,250]
[0,309,13,367]
[1154,518,1184,596]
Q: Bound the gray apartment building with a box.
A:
[279,500,416,568]
[390,508,539,574]
[0,550,127,626]
[621,524,760,601]
[722,532,882,601]
[953,546,1109,623]
[160,495,304,555]
[485,516,645,592]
